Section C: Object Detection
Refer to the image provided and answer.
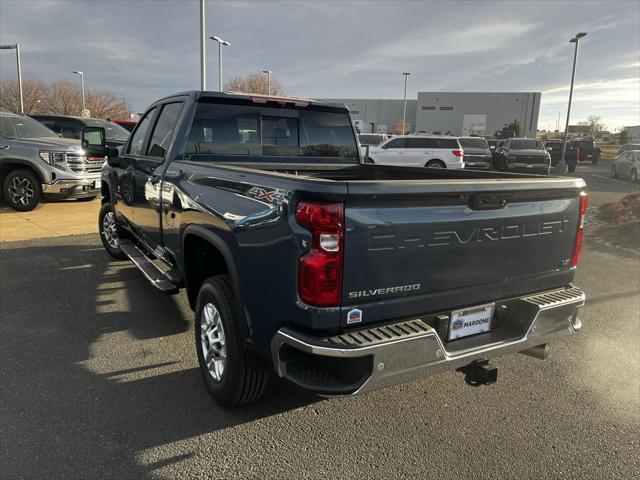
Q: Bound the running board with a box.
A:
[119,240,179,294]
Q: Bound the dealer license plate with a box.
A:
[448,303,494,340]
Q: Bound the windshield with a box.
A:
[0,115,58,139]
[359,134,385,146]
[459,137,489,149]
[82,118,130,141]
[185,102,358,161]
[510,139,544,150]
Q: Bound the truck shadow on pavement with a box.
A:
[0,235,318,479]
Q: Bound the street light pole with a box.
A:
[402,72,410,135]
[262,70,271,95]
[0,44,24,114]
[558,32,587,175]
[72,71,85,116]
[209,36,230,91]
[200,0,206,90]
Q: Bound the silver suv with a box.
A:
[0,112,101,211]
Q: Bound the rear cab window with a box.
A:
[459,138,489,149]
[183,100,358,162]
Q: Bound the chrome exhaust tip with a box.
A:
[519,343,549,360]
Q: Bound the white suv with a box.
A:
[367,135,464,169]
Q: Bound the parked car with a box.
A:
[570,138,601,164]
[543,140,579,172]
[458,137,492,170]
[96,90,586,406]
[617,143,640,155]
[368,135,465,169]
[0,112,101,211]
[358,133,388,157]
[113,119,137,132]
[494,138,551,174]
[611,150,639,182]
[31,115,130,147]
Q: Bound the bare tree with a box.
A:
[86,89,131,120]
[41,80,82,115]
[224,72,285,95]
[1,78,133,119]
[578,115,606,134]
[0,79,48,114]
[393,120,410,135]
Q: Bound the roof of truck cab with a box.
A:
[155,90,347,109]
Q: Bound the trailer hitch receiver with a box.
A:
[457,358,497,386]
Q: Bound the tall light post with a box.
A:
[199,0,206,90]
[262,70,272,95]
[558,32,587,175]
[401,72,410,135]
[0,44,24,114]
[72,71,86,116]
[556,110,561,132]
[209,35,230,91]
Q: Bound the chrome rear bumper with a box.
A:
[271,286,585,396]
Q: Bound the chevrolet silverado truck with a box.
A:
[96,91,587,406]
[543,139,579,172]
[0,112,101,211]
[494,138,552,174]
[571,138,601,164]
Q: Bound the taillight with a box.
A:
[571,191,588,266]
[452,149,464,157]
[296,201,344,307]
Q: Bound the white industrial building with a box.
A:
[319,92,541,138]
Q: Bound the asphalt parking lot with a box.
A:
[1,162,638,480]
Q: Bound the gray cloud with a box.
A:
[1,0,638,129]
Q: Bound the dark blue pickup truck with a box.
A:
[94,91,587,406]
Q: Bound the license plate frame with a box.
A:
[448,303,495,340]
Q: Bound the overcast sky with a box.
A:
[1,0,638,131]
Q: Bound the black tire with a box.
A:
[425,159,446,169]
[631,168,638,183]
[195,276,270,407]
[611,165,618,178]
[3,169,41,211]
[568,164,576,173]
[77,195,98,202]
[99,202,126,259]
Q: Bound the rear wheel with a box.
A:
[631,168,638,183]
[425,159,446,169]
[195,276,270,407]
[3,169,41,211]
[99,202,126,259]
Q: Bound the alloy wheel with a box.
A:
[200,302,227,382]
[102,211,120,249]
[8,175,34,207]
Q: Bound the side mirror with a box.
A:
[81,126,106,158]
[546,146,552,151]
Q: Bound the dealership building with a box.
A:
[319,92,541,138]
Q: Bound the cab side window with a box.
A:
[385,138,406,148]
[146,102,184,158]
[62,120,81,139]
[127,108,156,156]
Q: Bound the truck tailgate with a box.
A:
[341,178,585,326]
